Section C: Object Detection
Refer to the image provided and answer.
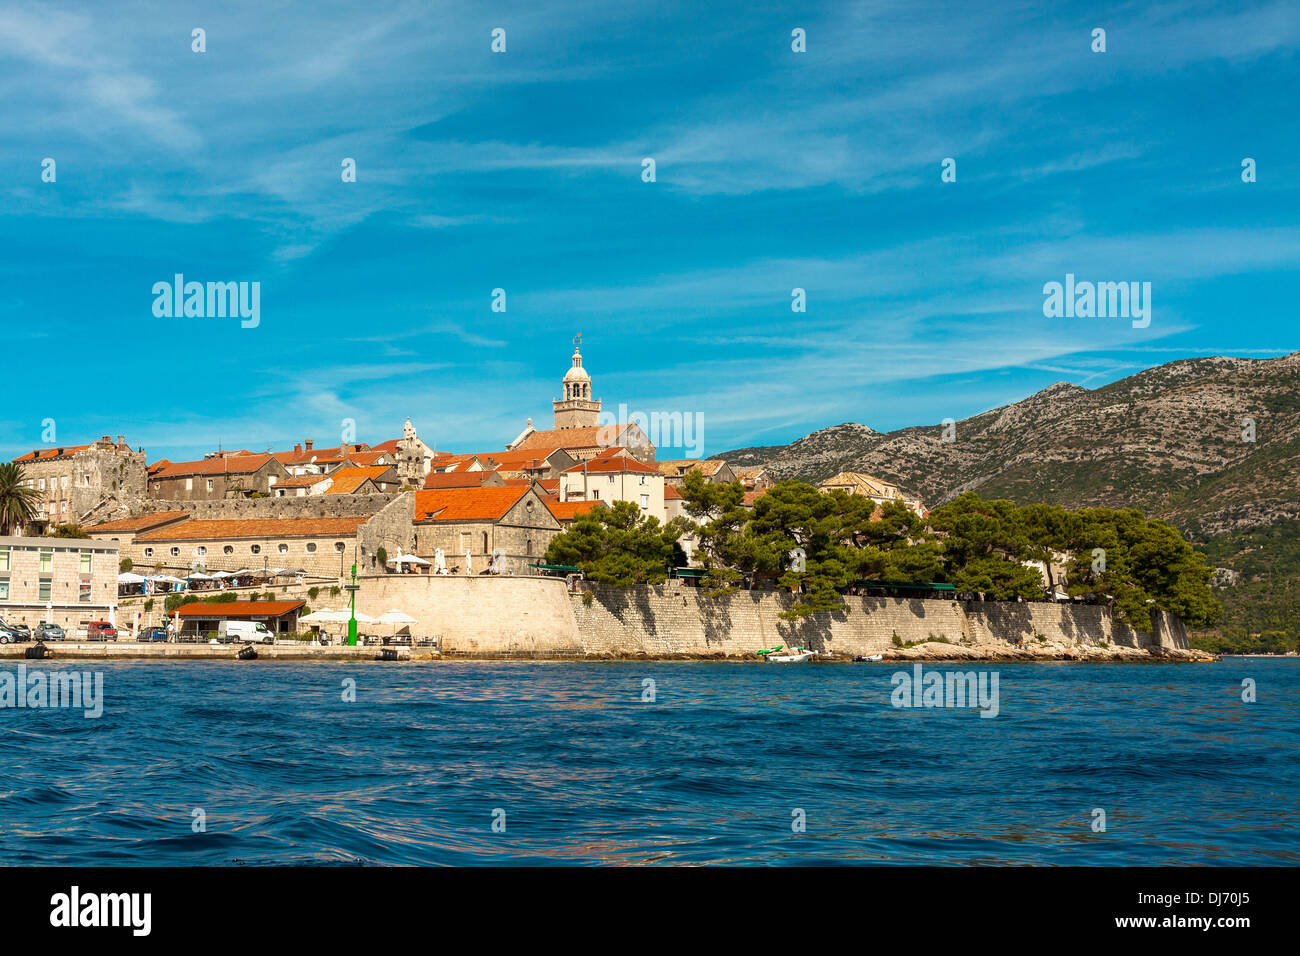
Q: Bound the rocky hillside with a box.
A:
[716,352,1300,646]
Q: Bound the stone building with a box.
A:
[83,511,190,555]
[376,419,436,487]
[656,459,736,487]
[558,447,667,522]
[413,486,561,573]
[818,471,925,516]
[13,436,147,532]
[147,454,291,501]
[0,535,120,630]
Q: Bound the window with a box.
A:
[250,545,261,555]
[144,547,154,558]
[0,577,8,601]
[306,543,317,553]
[196,546,207,557]
[591,489,599,500]
[170,547,180,557]
[223,546,234,555]
[38,578,52,602]
[79,552,92,574]
[640,494,649,509]
[278,544,289,554]
[608,475,615,484]
[334,542,345,553]
[79,577,91,603]
[185,478,193,491]
[38,478,45,491]
[39,549,52,572]
[206,479,214,491]
[526,540,533,556]
[61,476,68,489]
[0,549,8,572]
[482,532,488,552]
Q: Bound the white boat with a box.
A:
[765,650,813,663]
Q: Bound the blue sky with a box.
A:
[1,0,1297,463]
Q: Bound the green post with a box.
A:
[347,562,358,646]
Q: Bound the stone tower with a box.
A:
[553,338,601,430]
[395,417,429,485]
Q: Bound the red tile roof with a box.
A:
[562,447,659,474]
[546,500,602,521]
[664,485,682,500]
[423,471,497,489]
[150,454,279,479]
[137,517,368,541]
[323,466,392,494]
[87,510,190,533]
[414,486,531,522]
[176,601,305,617]
[468,448,566,471]
[275,475,326,488]
[14,443,93,462]
[513,425,632,451]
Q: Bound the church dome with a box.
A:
[563,347,590,383]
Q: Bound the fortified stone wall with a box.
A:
[568,583,1189,657]
[354,574,583,655]
[316,577,1190,658]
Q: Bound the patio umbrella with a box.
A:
[117,572,147,584]
[377,609,417,625]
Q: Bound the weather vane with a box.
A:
[573,331,582,349]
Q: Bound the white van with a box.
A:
[220,620,274,644]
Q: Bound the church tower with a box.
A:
[553,335,601,429]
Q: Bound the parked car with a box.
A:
[10,624,31,641]
[35,623,66,641]
[141,626,168,642]
[85,621,118,642]
[0,623,25,644]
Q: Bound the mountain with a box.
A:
[714,352,1300,649]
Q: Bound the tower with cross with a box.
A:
[553,333,601,429]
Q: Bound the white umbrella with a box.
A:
[209,571,234,579]
[300,608,347,624]
[187,572,215,580]
[150,575,188,584]
[388,553,430,565]
[377,609,417,625]
[118,572,147,584]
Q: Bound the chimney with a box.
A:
[305,439,314,451]
[116,435,124,445]
[294,443,302,452]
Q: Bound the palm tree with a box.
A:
[0,461,41,535]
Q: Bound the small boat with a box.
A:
[1190,656,1218,663]
[765,651,813,663]
[853,654,884,662]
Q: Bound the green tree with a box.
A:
[0,462,40,535]
[544,501,684,587]
[49,522,85,538]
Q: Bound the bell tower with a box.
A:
[553,333,601,429]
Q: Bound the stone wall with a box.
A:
[354,574,583,655]
[261,576,1194,658]
[568,583,1188,657]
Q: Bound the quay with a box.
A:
[0,642,419,661]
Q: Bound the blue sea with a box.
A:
[1,660,1297,865]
